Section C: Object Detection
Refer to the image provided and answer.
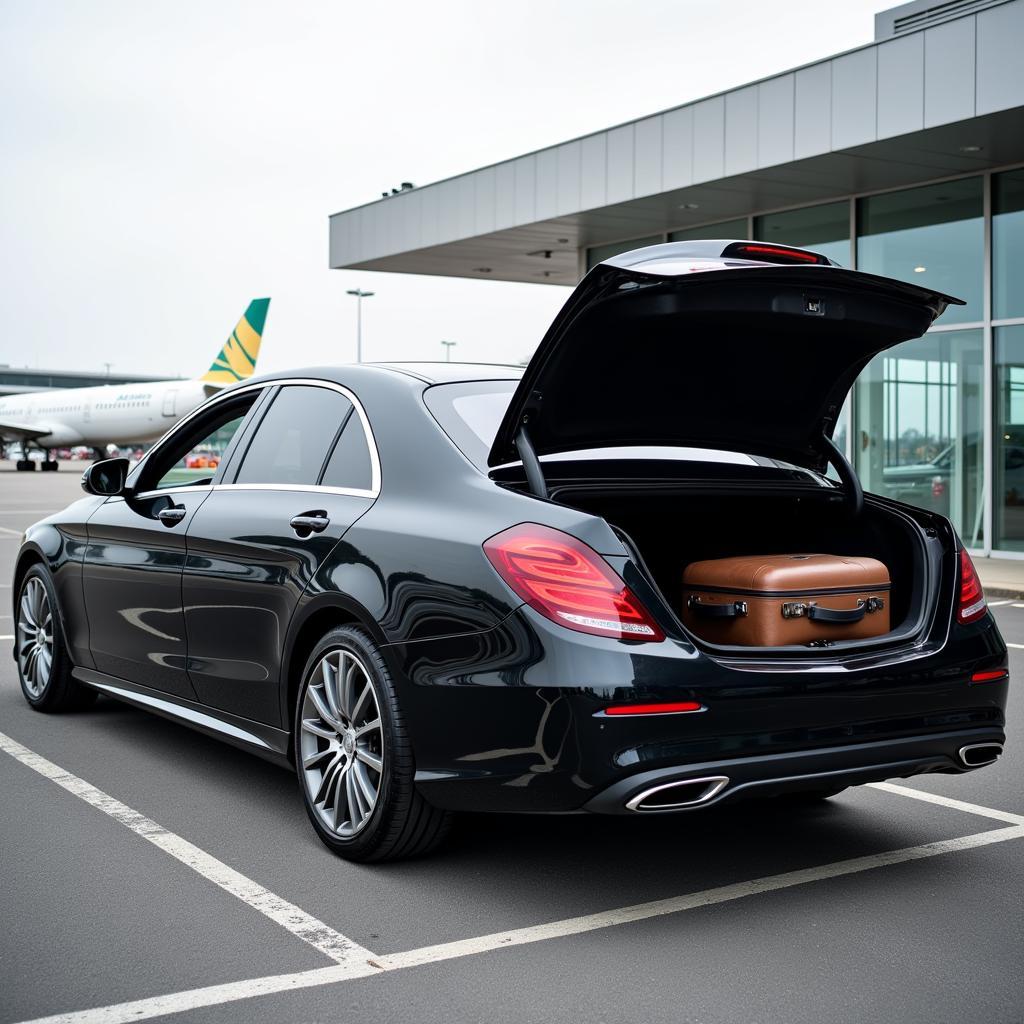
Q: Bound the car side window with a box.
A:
[141,395,258,492]
[233,385,353,486]
[320,412,373,491]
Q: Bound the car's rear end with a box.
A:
[413,239,1008,817]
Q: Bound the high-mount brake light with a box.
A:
[483,523,665,642]
[957,548,987,625]
[726,243,824,265]
[601,701,704,717]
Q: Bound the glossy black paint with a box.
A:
[10,254,1010,817]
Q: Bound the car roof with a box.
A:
[369,362,525,383]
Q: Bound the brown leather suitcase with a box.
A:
[681,554,890,647]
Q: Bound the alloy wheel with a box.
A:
[18,577,54,699]
[299,648,384,838]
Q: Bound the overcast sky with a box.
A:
[1,0,888,379]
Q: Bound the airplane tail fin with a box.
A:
[200,298,270,385]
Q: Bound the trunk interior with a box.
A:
[549,481,939,656]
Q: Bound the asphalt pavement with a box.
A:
[0,462,1021,1024]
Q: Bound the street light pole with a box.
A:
[345,288,375,362]
[441,340,456,362]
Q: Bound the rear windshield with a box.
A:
[423,381,823,483]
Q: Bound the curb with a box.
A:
[981,585,1024,600]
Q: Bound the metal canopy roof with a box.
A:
[329,0,1024,285]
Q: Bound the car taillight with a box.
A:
[932,477,946,498]
[483,523,665,642]
[957,548,987,624]
[722,242,826,265]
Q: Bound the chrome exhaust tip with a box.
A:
[625,775,729,812]
[959,742,1003,768]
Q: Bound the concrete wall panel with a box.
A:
[662,105,693,190]
[535,148,558,220]
[925,18,975,128]
[580,133,607,210]
[692,96,725,182]
[495,161,516,230]
[725,85,758,176]
[794,62,832,159]
[877,33,924,138]
[474,166,496,235]
[513,154,536,225]
[555,140,581,216]
[757,74,794,168]
[831,48,877,149]
[977,0,1024,116]
[606,124,635,204]
[633,115,662,197]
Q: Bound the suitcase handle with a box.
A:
[782,597,884,623]
[687,596,748,619]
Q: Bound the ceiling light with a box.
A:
[557,237,569,244]
[959,145,982,153]
[914,266,927,273]
[678,202,700,210]
[475,267,492,273]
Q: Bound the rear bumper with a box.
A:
[582,727,1006,815]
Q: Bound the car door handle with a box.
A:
[290,512,330,537]
[157,506,187,526]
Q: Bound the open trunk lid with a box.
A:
[488,241,962,473]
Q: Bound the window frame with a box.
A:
[220,379,380,497]
[128,378,381,500]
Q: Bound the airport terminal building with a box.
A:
[329,0,1024,559]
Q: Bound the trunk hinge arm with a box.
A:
[820,432,864,517]
[515,424,548,499]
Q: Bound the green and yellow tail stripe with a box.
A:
[201,298,270,385]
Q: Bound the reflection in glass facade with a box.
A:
[668,218,748,243]
[993,171,1024,321]
[855,330,984,545]
[755,201,850,266]
[995,326,1024,551]
[857,178,983,325]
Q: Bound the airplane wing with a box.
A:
[0,420,52,442]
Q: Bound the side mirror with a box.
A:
[81,457,131,497]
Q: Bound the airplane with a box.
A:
[0,298,269,471]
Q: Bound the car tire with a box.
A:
[294,624,452,862]
[16,565,96,712]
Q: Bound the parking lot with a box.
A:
[1,463,1021,1024]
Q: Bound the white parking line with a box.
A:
[15,822,1024,1024]
[9,764,1024,1024]
[1006,642,1024,649]
[0,524,24,535]
[869,782,1024,825]
[1012,602,1024,608]
[0,730,376,967]
[0,634,13,640]
[987,599,1013,606]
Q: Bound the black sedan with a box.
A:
[12,240,1009,861]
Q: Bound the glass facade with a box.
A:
[855,330,984,544]
[993,171,1024,321]
[755,201,850,266]
[580,168,1024,552]
[857,178,983,325]
[668,218,748,243]
[995,326,1024,550]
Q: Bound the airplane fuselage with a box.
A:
[0,379,211,449]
